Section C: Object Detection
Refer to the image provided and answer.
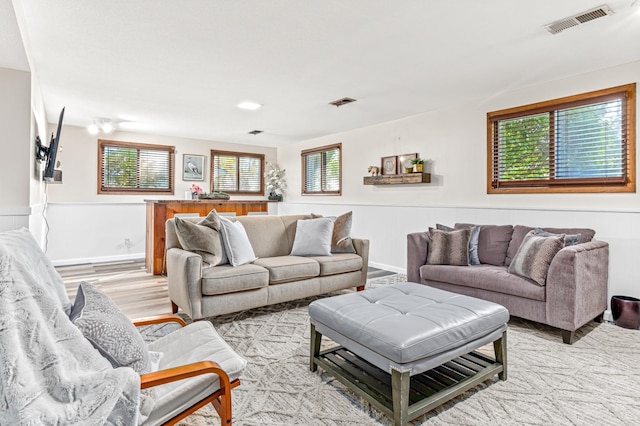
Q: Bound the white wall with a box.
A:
[277,59,640,306]
[45,125,277,263]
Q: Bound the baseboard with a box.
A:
[52,253,145,267]
[368,261,406,275]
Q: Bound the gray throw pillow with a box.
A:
[174,210,225,266]
[533,228,581,246]
[508,231,565,286]
[436,224,481,265]
[70,282,150,373]
[311,212,357,253]
[427,228,471,266]
[290,217,334,256]
[219,217,258,266]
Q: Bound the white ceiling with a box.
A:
[4,1,640,147]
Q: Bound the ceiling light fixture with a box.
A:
[248,130,263,135]
[237,101,262,111]
[88,118,115,135]
[329,97,357,107]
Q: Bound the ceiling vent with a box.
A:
[544,5,614,34]
[329,97,357,107]
[248,130,263,135]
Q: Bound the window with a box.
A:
[98,140,174,194]
[487,84,635,194]
[210,150,264,195]
[302,143,342,195]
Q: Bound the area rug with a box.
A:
[146,274,640,425]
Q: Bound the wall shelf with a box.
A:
[363,173,431,185]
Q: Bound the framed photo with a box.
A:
[381,155,398,175]
[183,154,205,181]
[398,153,418,174]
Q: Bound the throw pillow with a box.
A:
[533,228,581,246]
[508,231,565,286]
[311,212,357,253]
[174,213,225,266]
[219,217,258,267]
[290,217,334,256]
[70,282,150,373]
[455,223,514,266]
[436,223,481,265]
[427,228,471,266]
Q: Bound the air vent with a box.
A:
[248,130,263,135]
[544,5,614,34]
[329,97,357,107]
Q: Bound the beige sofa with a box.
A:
[166,214,369,320]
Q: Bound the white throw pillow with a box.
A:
[219,217,258,267]
[290,217,334,256]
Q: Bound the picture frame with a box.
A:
[381,155,398,175]
[183,154,205,181]
[397,153,418,174]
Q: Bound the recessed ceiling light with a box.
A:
[248,130,263,135]
[237,101,262,110]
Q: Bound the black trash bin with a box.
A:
[611,295,640,329]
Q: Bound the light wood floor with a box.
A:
[57,260,395,320]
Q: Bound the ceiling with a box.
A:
[4,0,640,147]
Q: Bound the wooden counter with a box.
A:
[145,199,270,275]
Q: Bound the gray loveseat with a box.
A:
[407,224,609,344]
[166,214,369,320]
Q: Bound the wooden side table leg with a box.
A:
[493,331,508,381]
[310,324,322,372]
[391,368,410,426]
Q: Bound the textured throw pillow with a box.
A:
[456,223,514,266]
[508,231,565,286]
[219,217,258,267]
[290,218,334,256]
[427,228,471,266]
[311,212,357,253]
[533,228,581,246]
[174,212,225,266]
[436,224,481,265]
[70,282,150,373]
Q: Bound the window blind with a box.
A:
[211,150,264,194]
[302,144,342,195]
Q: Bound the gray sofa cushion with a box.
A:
[427,228,470,266]
[174,214,226,266]
[253,256,320,284]
[505,225,595,266]
[201,264,269,296]
[508,231,565,286]
[308,253,363,276]
[219,217,258,267]
[456,223,514,266]
[437,223,481,265]
[290,217,333,256]
[420,264,546,301]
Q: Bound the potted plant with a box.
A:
[411,158,424,173]
[265,162,286,201]
[190,184,203,199]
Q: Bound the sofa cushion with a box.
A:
[235,216,293,257]
[253,256,320,284]
[420,264,546,301]
[290,217,334,256]
[533,228,581,246]
[508,231,565,286]
[201,264,269,296]
[219,217,258,267]
[427,228,470,266]
[174,214,225,266]
[308,253,363,276]
[436,223,481,265]
[456,223,514,266]
[505,225,595,266]
[312,212,357,253]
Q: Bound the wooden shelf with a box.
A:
[363,173,431,185]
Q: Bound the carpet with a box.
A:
[143,275,640,425]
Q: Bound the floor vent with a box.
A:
[248,130,263,135]
[544,5,614,34]
[329,97,357,107]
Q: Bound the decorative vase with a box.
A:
[192,193,198,200]
[413,164,424,173]
[268,193,283,202]
[405,167,413,174]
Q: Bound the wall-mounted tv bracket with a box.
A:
[35,135,53,162]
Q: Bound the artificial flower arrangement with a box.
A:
[265,162,286,201]
[190,184,204,195]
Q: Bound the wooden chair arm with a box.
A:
[132,314,187,328]
[140,360,238,390]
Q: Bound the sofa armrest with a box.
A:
[407,232,429,283]
[545,240,609,331]
[166,247,204,319]
[352,238,370,287]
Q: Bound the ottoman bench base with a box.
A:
[310,325,507,426]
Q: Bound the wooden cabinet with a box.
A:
[363,173,431,185]
[145,199,270,275]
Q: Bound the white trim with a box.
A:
[51,253,145,267]
[369,261,406,275]
[0,206,32,216]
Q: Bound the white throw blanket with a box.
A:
[0,229,141,425]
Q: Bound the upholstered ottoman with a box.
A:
[309,282,509,425]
